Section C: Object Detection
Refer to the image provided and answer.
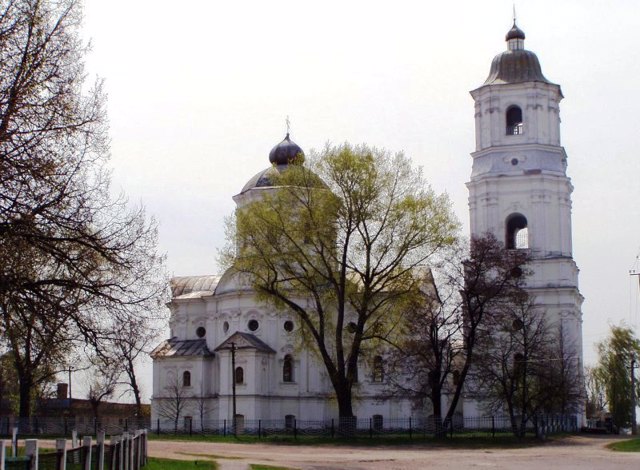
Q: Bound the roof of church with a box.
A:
[240,165,289,193]
[170,275,220,299]
[150,338,213,358]
[483,23,555,86]
[214,332,276,353]
[269,133,305,165]
[239,133,324,194]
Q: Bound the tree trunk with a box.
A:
[18,372,33,418]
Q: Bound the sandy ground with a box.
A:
[146,434,640,470]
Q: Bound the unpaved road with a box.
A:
[147,435,640,470]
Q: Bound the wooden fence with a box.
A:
[0,429,148,470]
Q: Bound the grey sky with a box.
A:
[80,0,640,401]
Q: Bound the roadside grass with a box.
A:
[249,465,299,470]
[145,457,218,470]
[149,432,564,448]
[607,438,640,452]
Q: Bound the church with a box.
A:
[150,21,584,429]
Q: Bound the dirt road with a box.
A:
[147,435,640,470]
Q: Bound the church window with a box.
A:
[235,366,244,384]
[284,320,294,332]
[285,414,295,430]
[196,326,206,338]
[223,321,229,333]
[372,356,384,382]
[248,319,259,331]
[182,371,191,387]
[506,105,524,135]
[283,354,294,382]
[506,213,529,249]
[372,414,383,431]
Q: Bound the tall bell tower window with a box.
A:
[506,213,529,249]
[506,106,523,135]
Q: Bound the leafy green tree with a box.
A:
[225,143,459,419]
[584,365,606,419]
[595,325,640,432]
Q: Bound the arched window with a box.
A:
[506,213,529,249]
[235,366,244,384]
[182,371,191,387]
[506,105,523,135]
[372,356,384,383]
[283,355,294,382]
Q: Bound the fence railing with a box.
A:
[0,430,148,470]
[154,414,578,438]
[0,418,149,438]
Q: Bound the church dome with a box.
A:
[269,133,305,165]
[240,133,321,194]
[505,23,525,41]
[483,22,553,86]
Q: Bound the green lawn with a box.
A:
[145,457,218,470]
[149,432,558,448]
[607,438,640,452]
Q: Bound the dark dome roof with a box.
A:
[240,165,287,193]
[269,133,305,165]
[505,23,525,41]
[240,133,326,194]
[483,49,551,85]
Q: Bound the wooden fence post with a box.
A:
[110,436,119,470]
[82,436,92,470]
[11,427,17,457]
[128,434,134,470]
[56,438,67,470]
[122,433,129,470]
[0,439,6,470]
[25,439,38,470]
[97,431,105,470]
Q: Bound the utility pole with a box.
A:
[631,266,639,435]
[632,357,638,436]
[230,342,237,436]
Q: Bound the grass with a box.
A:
[607,438,640,452]
[249,465,299,470]
[145,457,218,470]
[149,432,561,448]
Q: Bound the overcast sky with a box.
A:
[78,0,640,402]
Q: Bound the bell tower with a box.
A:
[467,21,584,388]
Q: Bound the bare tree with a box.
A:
[0,0,166,416]
[156,376,190,432]
[386,234,530,429]
[86,358,121,419]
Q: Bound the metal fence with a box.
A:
[0,418,149,438]
[154,414,579,438]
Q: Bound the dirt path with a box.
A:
[147,435,640,470]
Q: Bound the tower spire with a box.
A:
[285,115,291,138]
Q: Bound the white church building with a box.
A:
[150,21,584,429]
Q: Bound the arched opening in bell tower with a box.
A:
[506,213,529,249]
[506,105,524,135]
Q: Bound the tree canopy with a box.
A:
[225,143,459,418]
[0,0,166,416]
[595,324,640,432]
